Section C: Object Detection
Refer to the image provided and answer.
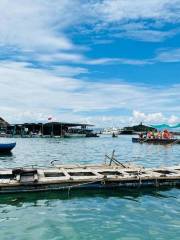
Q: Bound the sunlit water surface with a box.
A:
[0,136,179,240]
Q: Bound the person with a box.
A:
[152,131,158,139]
[162,129,171,139]
[157,131,162,139]
[139,132,144,139]
[112,132,116,138]
[147,131,152,139]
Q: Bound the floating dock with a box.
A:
[0,161,179,194]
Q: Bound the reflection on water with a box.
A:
[0,136,179,240]
[0,187,179,207]
[0,188,179,240]
[0,152,13,157]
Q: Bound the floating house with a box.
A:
[4,122,95,138]
[0,117,10,136]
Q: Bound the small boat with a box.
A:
[64,133,86,138]
[86,133,99,137]
[0,142,16,153]
[102,128,120,135]
[112,132,118,138]
[132,138,180,144]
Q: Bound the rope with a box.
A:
[138,170,142,186]
[66,178,105,197]
[67,186,71,198]
[155,178,158,187]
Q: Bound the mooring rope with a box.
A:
[66,178,105,197]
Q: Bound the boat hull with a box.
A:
[132,138,180,144]
[0,179,180,194]
[64,134,86,138]
[0,142,16,153]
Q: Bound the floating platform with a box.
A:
[0,162,179,194]
[132,138,180,144]
[0,142,16,153]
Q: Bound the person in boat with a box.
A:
[138,132,144,139]
[157,131,162,139]
[112,132,117,137]
[162,129,171,139]
[147,131,153,139]
[151,131,157,139]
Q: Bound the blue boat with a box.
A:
[0,142,16,153]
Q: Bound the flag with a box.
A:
[48,117,52,121]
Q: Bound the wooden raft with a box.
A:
[0,162,180,194]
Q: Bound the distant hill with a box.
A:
[0,117,9,128]
[123,123,156,132]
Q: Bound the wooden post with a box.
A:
[41,123,44,136]
[51,123,54,137]
[109,150,115,166]
[12,125,14,136]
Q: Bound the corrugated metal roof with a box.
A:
[11,122,93,127]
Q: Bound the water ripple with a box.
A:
[0,136,179,240]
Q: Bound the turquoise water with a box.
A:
[0,136,179,239]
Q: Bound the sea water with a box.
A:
[0,136,179,240]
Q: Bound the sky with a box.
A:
[0,0,180,127]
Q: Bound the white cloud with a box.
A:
[0,0,179,56]
[0,0,179,69]
[85,0,180,42]
[0,61,179,125]
[84,48,180,66]
[51,66,88,77]
[91,0,180,23]
[155,48,180,62]
[37,52,84,63]
[0,1,179,126]
[129,111,180,126]
[122,29,177,42]
[77,111,180,127]
[130,111,165,124]
[0,0,75,51]
[86,57,151,65]
[168,115,180,124]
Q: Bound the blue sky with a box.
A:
[0,0,180,126]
